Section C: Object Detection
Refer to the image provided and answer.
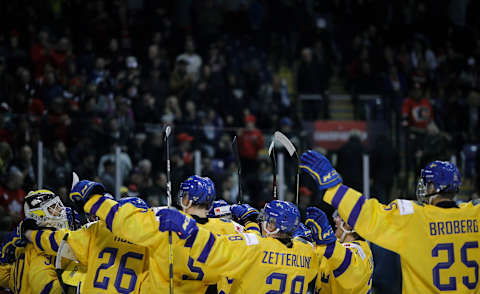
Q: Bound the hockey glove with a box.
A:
[305,207,336,245]
[1,219,39,263]
[293,223,313,243]
[157,208,198,240]
[231,204,259,225]
[69,180,105,205]
[300,150,342,190]
[208,200,231,218]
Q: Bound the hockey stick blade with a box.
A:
[164,125,171,139]
[274,131,297,157]
[71,172,79,190]
[274,131,300,205]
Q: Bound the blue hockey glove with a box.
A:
[0,219,38,263]
[157,208,198,240]
[305,207,336,245]
[231,204,259,225]
[0,233,17,264]
[208,200,231,218]
[293,223,313,243]
[69,180,105,205]
[300,150,342,190]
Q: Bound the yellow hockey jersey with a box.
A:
[30,220,148,293]
[9,244,61,294]
[82,195,249,293]
[324,184,480,294]
[185,225,321,294]
[316,240,373,294]
[0,263,11,289]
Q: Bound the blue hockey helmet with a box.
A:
[178,175,215,209]
[260,200,300,235]
[203,177,216,199]
[119,197,150,211]
[416,161,461,203]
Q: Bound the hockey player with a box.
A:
[65,176,245,292]
[306,208,373,294]
[0,190,73,293]
[161,199,326,293]
[300,150,480,293]
[25,196,149,293]
[68,178,330,293]
[178,176,243,236]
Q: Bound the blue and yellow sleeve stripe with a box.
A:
[30,230,66,255]
[85,194,120,232]
[320,241,353,278]
[324,184,365,228]
[244,222,261,234]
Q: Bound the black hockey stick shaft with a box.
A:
[164,126,174,294]
[268,141,277,200]
[232,136,243,203]
[55,233,70,294]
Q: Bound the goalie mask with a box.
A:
[416,161,461,204]
[24,189,69,230]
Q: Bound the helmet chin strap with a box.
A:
[262,221,279,236]
[428,194,439,204]
[180,198,193,210]
[339,222,355,243]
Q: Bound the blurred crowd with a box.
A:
[0,0,479,231]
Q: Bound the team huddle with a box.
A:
[0,149,478,294]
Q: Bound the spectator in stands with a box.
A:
[176,37,202,82]
[238,114,264,174]
[11,145,35,192]
[297,47,328,120]
[45,140,72,191]
[238,114,264,200]
[99,159,116,193]
[401,82,434,173]
[370,135,398,204]
[175,132,194,166]
[0,166,25,228]
[336,132,365,191]
[144,172,167,206]
[97,143,132,184]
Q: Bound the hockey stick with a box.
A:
[231,136,243,204]
[268,141,277,200]
[55,233,70,294]
[164,125,174,294]
[274,131,300,205]
[71,172,90,228]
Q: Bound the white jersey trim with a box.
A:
[343,242,366,260]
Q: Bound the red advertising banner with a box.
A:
[313,121,367,150]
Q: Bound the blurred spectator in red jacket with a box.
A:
[401,82,433,130]
[0,166,25,228]
[238,114,264,174]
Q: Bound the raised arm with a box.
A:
[300,150,413,254]
[305,207,373,292]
